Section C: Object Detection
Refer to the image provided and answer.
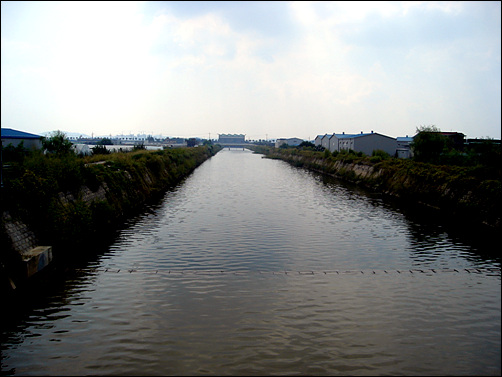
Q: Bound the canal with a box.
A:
[1,149,500,375]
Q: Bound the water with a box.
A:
[1,149,500,375]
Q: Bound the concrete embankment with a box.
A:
[257,149,501,231]
[1,145,221,291]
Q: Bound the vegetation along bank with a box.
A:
[1,137,221,291]
[251,144,501,232]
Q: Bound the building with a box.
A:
[328,131,397,156]
[218,134,245,144]
[440,132,465,151]
[163,138,187,148]
[464,138,501,156]
[465,138,501,149]
[275,137,304,148]
[72,144,92,155]
[396,136,414,158]
[321,134,333,150]
[314,135,324,147]
[1,128,43,150]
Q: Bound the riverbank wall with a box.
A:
[253,147,501,231]
[1,145,221,290]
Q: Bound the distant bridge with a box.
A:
[217,143,256,149]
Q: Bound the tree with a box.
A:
[91,145,110,155]
[298,141,315,149]
[98,137,113,145]
[411,125,448,163]
[2,141,28,162]
[133,143,146,151]
[466,137,502,167]
[41,130,74,156]
[187,138,198,147]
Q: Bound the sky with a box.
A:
[1,1,501,141]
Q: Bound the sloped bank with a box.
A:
[1,145,221,291]
[254,147,501,231]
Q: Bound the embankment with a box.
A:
[253,147,501,231]
[1,145,221,290]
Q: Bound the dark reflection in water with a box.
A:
[1,149,500,376]
[318,172,500,270]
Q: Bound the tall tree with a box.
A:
[411,125,448,163]
[41,130,74,156]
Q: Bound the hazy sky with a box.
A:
[2,1,500,140]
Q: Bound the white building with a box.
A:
[396,136,414,158]
[320,134,333,150]
[275,137,304,148]
[1,128,43,150]
[72,144,91,155]
[219,134,246,144]
[314,135,324,147]
[328,131,397,156]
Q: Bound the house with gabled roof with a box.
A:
[328,131,397,156]
[314,135,324,147]
[320,134,333,150]
[1,128,43,150]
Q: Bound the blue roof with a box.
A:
[1,128,42,139]
[335,133,372,139]
[396,136,414,142]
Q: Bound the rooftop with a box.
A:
[1,128,42,139]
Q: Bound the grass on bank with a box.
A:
[1,145,221,253]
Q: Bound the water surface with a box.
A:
[1,149,500,375]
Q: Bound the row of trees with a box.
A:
[411,126,500,167]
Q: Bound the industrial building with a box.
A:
[218,134,246,144]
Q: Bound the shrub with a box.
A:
[372,149,390,160]
[91,145,111,155]
[42,130,75,156]
[2,141,28,162]
[133,143,146,151]
[411,125,449,163]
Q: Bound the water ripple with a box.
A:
[1,150,500,376]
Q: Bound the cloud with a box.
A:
[1,1,500,139]
[156,1,296,38]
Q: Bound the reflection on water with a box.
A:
[1,149,500,376]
